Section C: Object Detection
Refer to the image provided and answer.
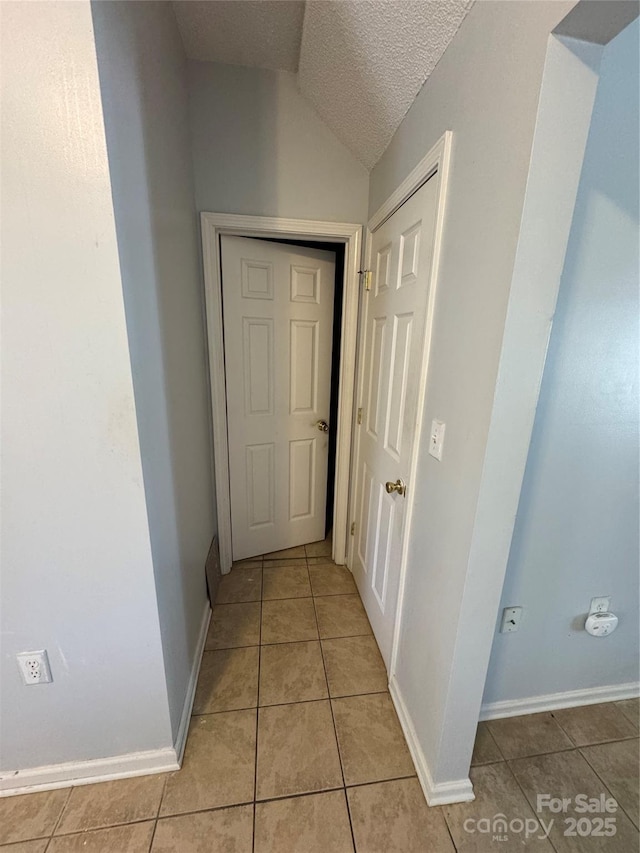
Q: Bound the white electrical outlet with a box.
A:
[17,650,52,685]
[500,606,523,633]
[589,596,610,615]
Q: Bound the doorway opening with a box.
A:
[201,213,362,573]
[219,234,343,560]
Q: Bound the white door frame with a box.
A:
[348,131,453,675]
[201,213,363,573]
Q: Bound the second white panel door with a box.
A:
[221,236,336,561]
[351,176,439,667]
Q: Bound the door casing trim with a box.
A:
[201,213,363,572]
[349,130,453,674]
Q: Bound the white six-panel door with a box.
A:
[221,236,336,560]
[351,176,439,667]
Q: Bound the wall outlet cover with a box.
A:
[589,596,610,615]
[17,650,52,685]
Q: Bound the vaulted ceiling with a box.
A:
[173,0,473,169]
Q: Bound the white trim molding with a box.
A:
[390,676,474,806]
[201,213,363,572]
[173,602,211,764]
[480,682,640,722]
[0,749,179,798]
[367,131,452,233]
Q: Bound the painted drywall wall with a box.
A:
[0,0,172,771]
[91,1,215,740]
[484,18,640,705]
[368,0,581,789]
[188,61,369,223]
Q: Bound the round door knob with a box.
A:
[316,420,329,433]
[385,479,406,496]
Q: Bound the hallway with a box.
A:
[185,538,445,851]
[1,544,638,851]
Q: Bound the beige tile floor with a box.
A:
[1,541,638,851]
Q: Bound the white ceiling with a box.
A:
[299,1,473,168]
[173,0,473,169]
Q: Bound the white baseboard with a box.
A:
[174,602,211,764]
[480,681,640,721]
[0,747,179,798]
[389,676,475,806]
[0,602,212,799]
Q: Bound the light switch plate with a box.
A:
[429,420,446,461]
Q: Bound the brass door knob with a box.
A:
[316,420,329,433]
[385,479,406,496]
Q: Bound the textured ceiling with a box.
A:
[173,1,305,71]
[174,0,473,169]
[298,1,473,168]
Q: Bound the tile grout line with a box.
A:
[148,773,170,851]
[470,757,507,768]
[311,581,359,853]
[49,815,168,838]
[579,743,640,831]
[42,783,73,851]
[47,784,171,844]
[440,805,460,853]
[343,787,358,853]
[263,590,356,601]
[496,744,581,762]
[345,773,417,791]
[262,628,371,645]
[147,819,159,852]
[501,756,564,853]
[159,772,421,817]
[146,773,423,827]
[48,812,175,840]
[208,627,372,652]
[501,740,638,763]
[546,708,639,750]
[192,689,391,717]
[251,565,265,853]
[548,710,582,749]
[481,722,506,763]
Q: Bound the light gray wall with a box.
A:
[484,18,640,705]
[188,61,369,223]
[369,0,578,787]
[0,0,172,771]
[91,1,215,740]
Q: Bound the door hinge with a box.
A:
[350,522,356,536]
[359,269,372,291]
[357,407,363,425]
